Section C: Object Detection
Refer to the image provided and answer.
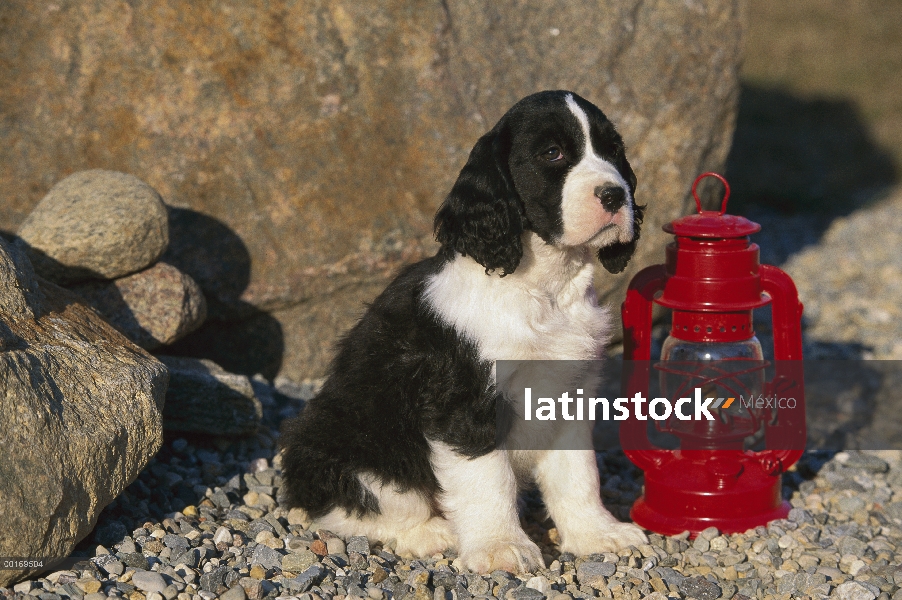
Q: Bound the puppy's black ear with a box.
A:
[598,201,645,274]
[434,128,524,276]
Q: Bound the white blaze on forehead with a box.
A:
[559,94,633,247]
[564,94,592,149]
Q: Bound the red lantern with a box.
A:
[620,172,806,536]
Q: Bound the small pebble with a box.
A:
[132,572,168,594]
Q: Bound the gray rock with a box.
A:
[15,170,169,284]
[778,572,810,595]
[221,585,247,600]
[466,576,491,596]
[239,578,265,600]
[657,567,687,587]
[326,537,346,555]
[433,572,459,590]
[788,508,815,524]
[0,239,167,588]
[837,496,866,514]
[131,571,168,594]
[0,232,43,323]
[301,564,325,582]
[13,581,35,594]
[210,490,232,509]
[508,588,545,600]
[213,526,233,546]
[200,565,232,593]
[161,585,180,600]
[70,262,206,350]
[832,581,878,600]
[99,559,124,577]
[251,544,283,570]
[347,536,370,556]
[837,536,868,556]
[842,453,890,473]
[93,522,129,548]
[247,519,276,540]
[884,501,902,521]
[284,574,315,594]
[162,534,190,556]
[692,537,710,552]
[58,583,82,597]
[575,562,615,589]
[263,513,288,537]
[156,355,262,436]
[172,548,199,569]
[348,551,368,570]
[678,576,721,600]
[119,552,149,571]
[281,551,317,573]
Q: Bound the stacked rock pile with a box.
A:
[14,169,205,350]
[11,169,264,437]
[0,170,269,584]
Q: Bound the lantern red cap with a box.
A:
[654,173,769,342]
[663,173,761,238]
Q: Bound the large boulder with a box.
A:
[0,238,168,587]
[0,1,745,379]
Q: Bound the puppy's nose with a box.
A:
[595,185,626,213]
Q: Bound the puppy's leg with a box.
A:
[534,448,647,555]
[314,473,456,558]
[430,442,544,574]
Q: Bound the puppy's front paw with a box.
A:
[561,521,648,556]
[456,537,544,574]
[394,517,457,558]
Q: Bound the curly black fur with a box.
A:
[434,124,525,276]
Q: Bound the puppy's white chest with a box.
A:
[424,248,612,362]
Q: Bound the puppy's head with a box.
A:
[434,90,643,275]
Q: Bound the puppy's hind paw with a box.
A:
[561,522,648,556]
[455,538,544,574]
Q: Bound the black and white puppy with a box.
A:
[280,90,647,573]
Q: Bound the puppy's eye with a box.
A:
[540,146,564,162]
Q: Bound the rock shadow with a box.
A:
[157,207,284,380]
[724,82,899,265]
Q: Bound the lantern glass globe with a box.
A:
[661,335,763,362]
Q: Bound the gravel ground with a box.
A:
[4,189,902,600]
[3,422,901,600]
[737,186,902,360]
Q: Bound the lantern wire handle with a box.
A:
[692,172,731,215]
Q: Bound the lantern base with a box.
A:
[628,453,791,537]
[630,496,791,538]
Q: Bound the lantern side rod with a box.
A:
[759,264,804,361]
[621,264,668,361]
[757,264,806,473]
